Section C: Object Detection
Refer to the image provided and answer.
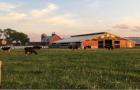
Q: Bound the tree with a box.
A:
[3,28,30,45]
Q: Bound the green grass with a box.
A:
[0,48,140,89]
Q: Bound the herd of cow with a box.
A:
[0,46,42,56]
[69,45,114,50]
[0,44,114,55]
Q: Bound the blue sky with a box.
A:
[0,0,140,41]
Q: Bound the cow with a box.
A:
[69,45,79,51]
[105,45,114,50]
[33,45,42,50]
[84,46,91,50]
[1,46,11,52]
[24,47,38,55]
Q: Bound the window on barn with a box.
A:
[114,41,120,48]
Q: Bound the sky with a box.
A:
[0,0,140,41]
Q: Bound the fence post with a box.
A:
[0,61,2,87]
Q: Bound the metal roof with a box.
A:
[54,34,103,43]
[125,37,140,44]
[71,32,106,37]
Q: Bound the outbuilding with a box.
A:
[0,39,12,46]
[52,32,135,49]
[125,37,140,46]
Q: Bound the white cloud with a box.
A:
[115,16,140,26]
[44,14,80,26]
[0,2,81,27]
[83,0,103,9]
[30,3,58,17]
[0,2,16,11]
[109,16,140,37]
[0,1,83,39]
[18,13,81,28]
[0,12,27,22]
[113,24,130,29]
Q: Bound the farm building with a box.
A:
[29,33,61,46]
[0,39,12,46]
[125,37,140,46]
[51,32,135,49]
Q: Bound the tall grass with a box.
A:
[0,48,140,89]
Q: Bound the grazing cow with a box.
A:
[24,47,38,55]
[84,46,91,50]
[1,47,11,52]
[69,45,79,51]
[33,45,42,50]
[105,45,114,50]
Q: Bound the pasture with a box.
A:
[0,48,140,89]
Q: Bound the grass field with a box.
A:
[0,48,140,89]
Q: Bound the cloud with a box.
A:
[0,12,27,22]
[96,19,104,23]
[116,17,140,26]
[113,24,130,29]
[134,26,140,30]
[0,2,16,11]
[30,3,58,17]
[44,14,80,27]
[18,13,81,28]
[0,1,82,40]
[84,0,104,9]
[131,26,140,32]
[112,17,140,33]
[110,17,140,37]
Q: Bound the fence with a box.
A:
[0,61,2,87]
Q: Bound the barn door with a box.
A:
[105,40,112,47]
[98,41,104,48]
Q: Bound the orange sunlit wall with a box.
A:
[92,40,98,48]
[82,39,135,49]
[120,39,135,48]
[82,40,93,46]
[82,39,98,49]
[120,39,127,48]
[127,40,135,48]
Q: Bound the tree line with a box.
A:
[0,28,30,45]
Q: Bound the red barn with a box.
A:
[49,33,61,45]
[29,33,61,46]
[40,33,61,46]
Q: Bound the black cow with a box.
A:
[69,45,79,51]
[24,47,38,55]
[105,45,114,50]
[33,45,42,50]
[84,46,91,50]
[1,47,11,52]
